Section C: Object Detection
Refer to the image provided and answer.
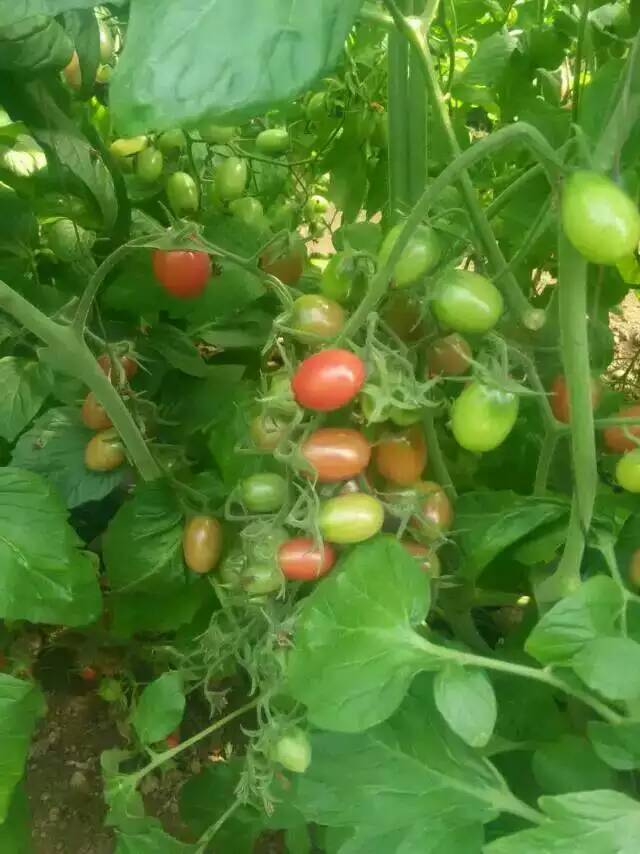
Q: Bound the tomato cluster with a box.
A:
[82,353,138,473]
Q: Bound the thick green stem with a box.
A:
[572,0,592,123]
[534,431,559,495]
[423,409,456,498]
[407,9,427,206]
[387,24,411,216]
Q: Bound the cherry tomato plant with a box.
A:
[1,1,640,851]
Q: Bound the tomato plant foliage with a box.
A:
[2,0,640,850]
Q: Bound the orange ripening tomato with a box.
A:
[426,334,472,377]
[98,353,138,381]
[81,392,113,430]
[603,403,640,452]
[550,374,601,424]
[411,481,453,538]
[301,428,371,482]
[374,425,427,486]
[278,538,336,581]
[182,516,223,574]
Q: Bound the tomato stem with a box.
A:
[387,19,411,216]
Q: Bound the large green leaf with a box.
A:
[0,786,32,854]
[110,0,363,134]
[0,14,73,72]
[532,735,616,795]
[0,357,51,441]
[131,672,185,745]
[434,663,497,748]
[571,636,640,701]
[10,407,125,509]
[287,537,432,733]
[588,720,640,771]
[484,790,640,854]
[0,675,45,823]
[0,467,101,625]
[108,581,213,639]
[115,824,195,854]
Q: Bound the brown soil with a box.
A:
[609,292,640,394]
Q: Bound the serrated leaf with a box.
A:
[0,675,45,823]
[0,357,51,441]
[434,664,497,748]
[131,672,185,745]
[146,323,210,377]
[571,636,640,701]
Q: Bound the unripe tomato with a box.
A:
[216,157,248,200]
[301,428,371,482]
[374,426,427,486]
[306,92,328,122]
[98,22,114,64]
[256,128,290,154]
[98,354,138,381]
[550,374,601,424]
[451,382,519,452]
[63,51,82,90]
[561,171,640,265]
[292,349,366,412]
[278,538,336,581]
[616,449,640,493]
[229,196,265,229]
[290,294,345,341]
[427,334,472,376]
[136,147,163,183]
[320,252,358,304]
[389,406,423,426]
[243,562,284,595]
[268,198,299,231]
[271,728,312,773]
[401,541,441,577]
[304,195,329,220]
[319,493,384,544]
[381,293,425,341]
[166,171,199,215]
[48,219,95,262]
[411,481,453,537]
[432,270,503,334]
[240,473,289,513]
[629,549,640,589]
[378,222,441,287]
[250,414,288,451]
[110,136,148,158]
[85,428,125,471]
[82,392,112,430]
[157,129,187,152]
[152,249,211,299]
[604,404,640,452]
[260,239,306,286]
[199,124,236,145]
[182,516,223,574]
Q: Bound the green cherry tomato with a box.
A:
[250,414,288,450]
[306,92,328,122]
[389,405,423,426]
[256,128,290,154]
[304,194,329,220]
[451,382,519,453]
[378,222,441,287]
[157,129,187,152]
[243,562,284,595]
[616,449,640,493]
[432,270,503,334]
[290,294,345,341]
[110,136,148,158]
[320,252,365,305]
[199,124,236,145]
[48,218,95,262]
[241,473,289,513]
[319,493,384,544]
[166,171,199,215]
[216,156,248,200]
[229,196,265,229]
[561,170,640,265]
[271,728,312,773]
[136,147,163,183]
[244,524,290,565]
[98,22,114,64]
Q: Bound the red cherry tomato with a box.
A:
[278,537,336,581]
[292,349,366,412]
[374,426,427,486]
[301,428,371,482]
[603,403,640,452]
[98,353,138,381]
[550,374,601,424]
[80,666,98,682]
[152,249,211,299]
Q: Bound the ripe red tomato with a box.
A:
[260,239,306,285]
[182,516,223,574]
[278,538,336,581]
[301,428,371,482]
[410,481,453,538]
[401,541,441,577]
[426,334,472,377]
[603,404,640,452]
[81,392,112,430]
[152,249,211,299]
[80,665,98,682]
[292,349,366,412]
[374,426,427,486]
[98,353,138,381]
[550,375,601,424]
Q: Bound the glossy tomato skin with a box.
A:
[616,449,640,492]
[378,222,441,287]
[278,538,336,580]
[401,541,441,577]
[603,404,640,452]
[410,481,453,537]
[199,124,236,144]
[229,196,265,229]
[167,171,199,215]
[271,728,312,773]
[292,349,366,412]
[374,426,427,486]
[320,252,356,304]
[85,428,125,471]
[182,516,223,574]
[63,51,82,89]
[152,250,211,299]
[452,382,519,452]
[290,294,345,341]
[98,353,138,381]
[381,293,425,341]
[550,374,601,423]
[82,392,112,430]
[136,147,163,183]
[562,171,640,265]
[256,128,290,154]
[319,493,384,544]
[216,156,248,200]
[433,270,503,334]
[241,473,289,513]
[301,428,371,482]
[427,334,472,376]
[260,239,306,285]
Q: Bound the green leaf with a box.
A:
[109,581,213,639]
[288,537,432,732]
[434,663,497,748]
[524,576,624,665]
[101,749,146,831]
[453,32,517,103]
[146,323,211,377]
[0,14,73,72]
[160,370,247,438]
[532,735,616,795]
[10,407,125,509]
[571,636,640,701]
[492,674,567,744]
[484,790,640,854]
[328,149,368,225]
[454,491,568,580]
[110,0,363,134]
[588,720,640,771]
[131,672,185,745]
[0,675,45,823]
[115,823,195,854]
[0,357,51,441]
[103,481,185,596]
[0,786,32,854]
[0,467,101,626]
